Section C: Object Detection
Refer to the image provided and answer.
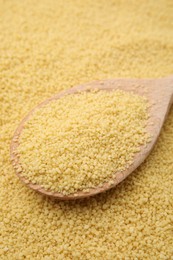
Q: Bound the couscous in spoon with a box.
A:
[11,75,173,200]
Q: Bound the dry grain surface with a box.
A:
[0,0,173,259]
[17,90,150,194]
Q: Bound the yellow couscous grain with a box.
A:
[17,90,150,194]
[0,0,173,259]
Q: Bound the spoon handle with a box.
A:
[153,76,173,106]
[163,75,173,104]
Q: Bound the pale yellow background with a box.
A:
[0,0,173,259]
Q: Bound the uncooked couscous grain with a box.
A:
[0,0,173,259]
[17,90,150,194]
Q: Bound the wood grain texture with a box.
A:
[10,76,173,200]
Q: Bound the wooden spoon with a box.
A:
[10,75,173,200]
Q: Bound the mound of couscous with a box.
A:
[15,90,150,194]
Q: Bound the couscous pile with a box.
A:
[0,0,173,259]
[16,90,150,194]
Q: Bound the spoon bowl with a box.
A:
[11,76,173,200]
